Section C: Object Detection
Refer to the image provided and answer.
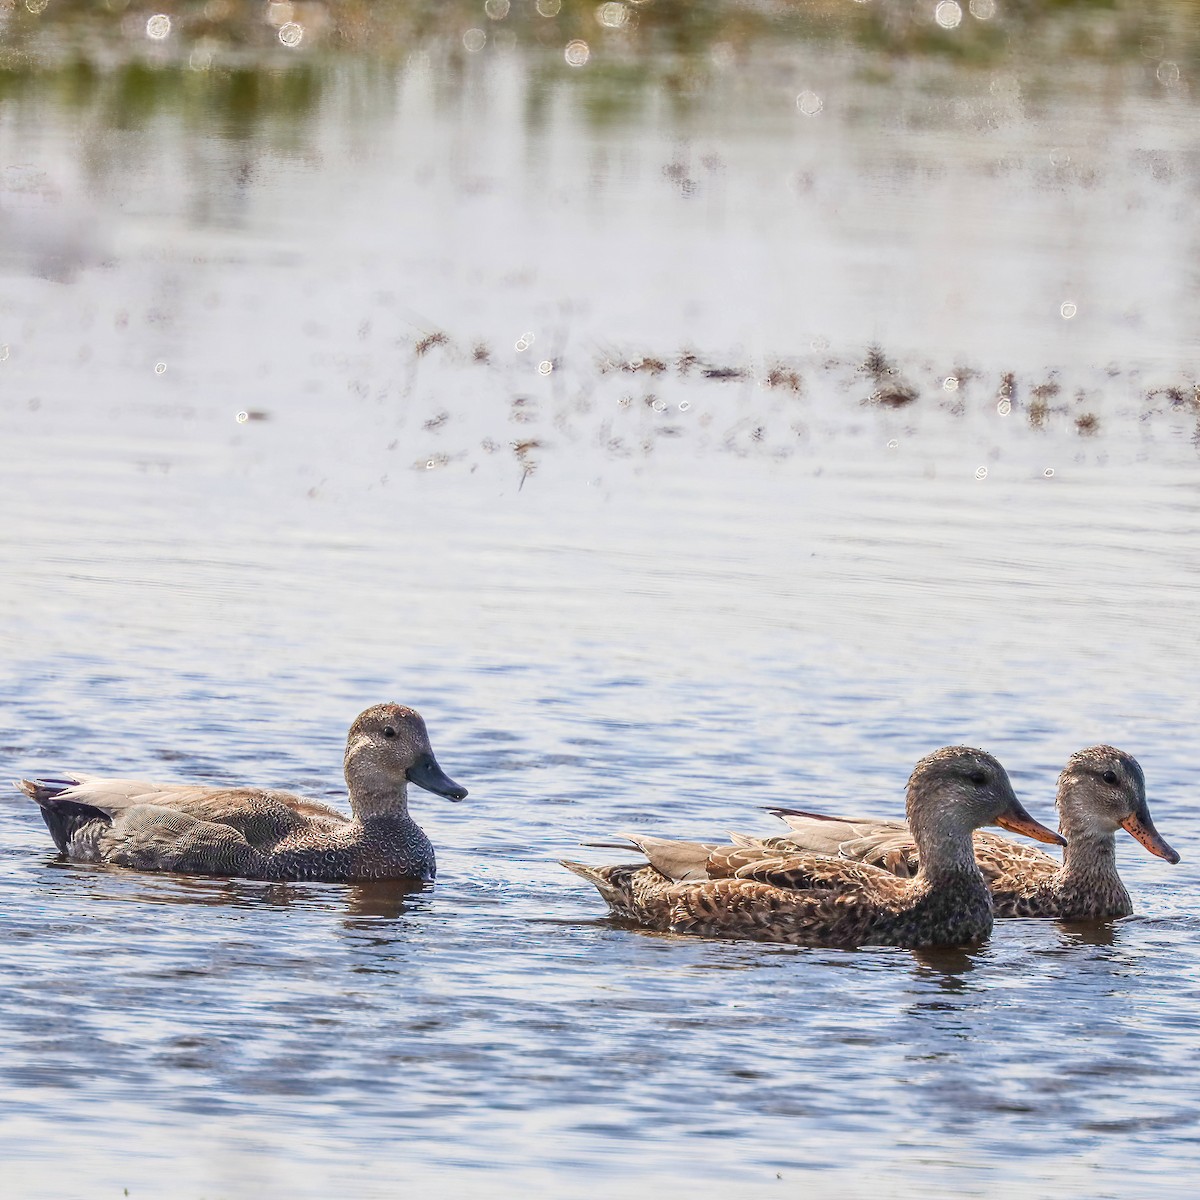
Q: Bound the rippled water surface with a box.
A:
[3,3,1200,1196]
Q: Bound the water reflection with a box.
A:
[343,878,428,919]
[3,1,1200,1197]
[37,860,426,919]
[908,945,980,987]
[1055,918,1122,948]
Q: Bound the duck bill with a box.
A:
[1120,806,1180,864]
[994,800,1067,846]
[406,753,468,801]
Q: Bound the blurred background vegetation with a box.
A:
[0,0,1194,147]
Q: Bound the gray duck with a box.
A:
[18,703,466,883]
[562,746,1064,949]
[766,745,1179,919]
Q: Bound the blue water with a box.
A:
[3,10,1200,1197]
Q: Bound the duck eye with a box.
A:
[1102,769,1118,785]
[383,726,397,739]
[967,770,989,787]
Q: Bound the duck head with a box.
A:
[907,747,1065,864]
[1058,746,1179,863]
[343,703,467,817]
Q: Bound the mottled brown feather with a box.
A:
[564,746,1044,948]
[768,746,1179,920]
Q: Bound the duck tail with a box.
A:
[17,776,82,804]
[17,778,109,855]
[560,859,626,906]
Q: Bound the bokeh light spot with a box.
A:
[968,0,995,18]
[796,91,823,116]
[975,466,988,480]
[597,2,628,29]
[278,21,304,47]
[485,0,510,20]
[537,0,561,14]
[565,39,590,66]
[1060,301,1077,319]
[934,1,962,29]
[463,28,486,52]
[1157,61,1181,87]
[146,13,171,40]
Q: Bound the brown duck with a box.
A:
[766,745,1179,919]
[17,704,467,883]
[562,746,1065,949]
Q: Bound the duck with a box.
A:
[562,746,1065,949]
[17,703,467,884]
[764,745,1179,919]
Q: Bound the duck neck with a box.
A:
[1058,828,1122,891]
[909,804,986,891]
[1055,775,1128,898]
[346,774,410,823]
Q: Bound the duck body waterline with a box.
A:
[566,848,996,949]
[563,747,1065,949]
[18,704,467,884]
[769,746,1180,920]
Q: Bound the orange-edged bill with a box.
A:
[995,800,1068,846]
[1121,804,1181,864]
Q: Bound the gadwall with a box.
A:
[562,747,1064,948]
[767,745,1179,919]
[18,703,467,883]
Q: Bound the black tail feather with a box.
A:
[25,792,110,855]
[32,777,82,795]
[765,807,838,821]
[18,777,82,804]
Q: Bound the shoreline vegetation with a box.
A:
[391,336,1200,476]
[0,0,1194,138]
[4,2,1197,473]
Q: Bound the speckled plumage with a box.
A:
[766,745,1179,920]
[18,703,467,884]
[563,747,1065,949]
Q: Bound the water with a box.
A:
[2,4,1200,1196]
